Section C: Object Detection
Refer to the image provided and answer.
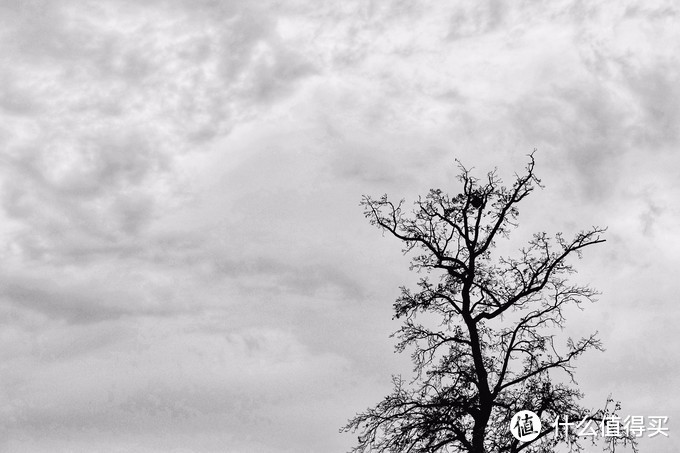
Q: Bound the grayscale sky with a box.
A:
[0,1,678,452]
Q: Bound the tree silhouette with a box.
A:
[343,154,635,453]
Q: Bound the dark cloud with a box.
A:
[446,0,507,40]
[513,82,631,200]
[0,268,169,324]
[0,319,358,452]
[625,64,680,148]
[0,0,316,267]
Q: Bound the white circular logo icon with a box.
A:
[510,410,541,442]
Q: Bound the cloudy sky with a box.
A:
[0,1,679,452]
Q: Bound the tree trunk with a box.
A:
[471,403,491,453]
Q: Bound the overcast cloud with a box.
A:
[0,1,679,452]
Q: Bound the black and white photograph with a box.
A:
[0,1,678,452]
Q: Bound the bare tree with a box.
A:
[342,154,635,453]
